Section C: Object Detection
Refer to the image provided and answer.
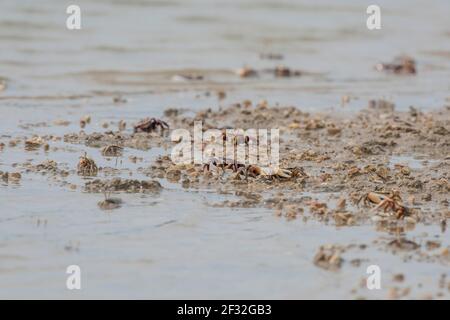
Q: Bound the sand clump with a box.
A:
[85,178,162,193]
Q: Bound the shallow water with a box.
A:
[0,1,449,299]
[1,0,450,109]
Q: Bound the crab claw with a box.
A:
[276,168,292,178]
[247,166,291,179]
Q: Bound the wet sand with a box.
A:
[1,0,450,299]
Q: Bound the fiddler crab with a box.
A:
[359,190,409,219]
[375,56,416,75]
[271,65,302,77]
[133,117,169,133]
[202,157,246,173]
[245,165,292,179]
[236,67,258,78]
[77,152,98,176]
[202,157,292,180]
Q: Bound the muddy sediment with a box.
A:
[1,99,449,299]
[4,100,450,229]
